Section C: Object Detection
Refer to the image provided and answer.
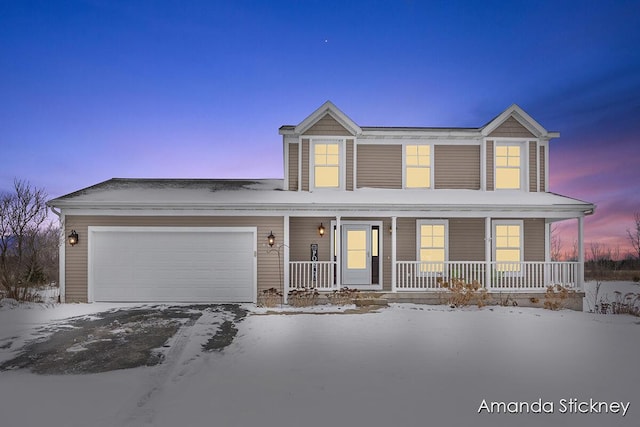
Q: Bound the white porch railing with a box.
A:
[289,261,336,290]
[396,261,486,290]
[395,261,580,291]
[490,262,579,290]
[289,261,580,292]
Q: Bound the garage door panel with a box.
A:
[90,228,255,302]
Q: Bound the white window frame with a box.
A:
[416,219,449,275]
[493,140,528,191]
[492,220,524,274]
[403,143,434,189]
[309,137,345,191]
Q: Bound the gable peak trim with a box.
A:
[294,101,362,136]
[482,104,558,139]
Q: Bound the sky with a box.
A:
[1,0,639,258]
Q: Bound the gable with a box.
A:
[488,116,535,138]
[294,101,361,136]
[303,113,353,136]
[481,104,558,140]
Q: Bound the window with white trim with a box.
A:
[405,144,431,188]
[312,140,342,189]
[495,144,521,189]
[417,220,448,273]
[493,221,523,272]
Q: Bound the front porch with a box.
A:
[282,214,588,305]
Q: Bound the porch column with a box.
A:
[544,220,551,287]
[335,215,341,289]
[283,215,290,304]
[391,216,397,292]
[485,217,492,290]
[578,216,585,289]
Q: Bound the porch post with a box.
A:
[485,217,492,290]
[544,220,551,286]
[578,216,585,289]
[391,216,397,292]
[335,215,341,289]
[283,215,290,304]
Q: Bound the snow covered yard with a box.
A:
[0,283,639,427]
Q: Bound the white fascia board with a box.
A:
[60,204,593,219]
[294,101,362,135]
[356,137,481,145]
[481,104,549,138]
[360,130,481,139]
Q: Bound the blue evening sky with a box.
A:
[1,0,639,255]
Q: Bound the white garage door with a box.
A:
[89,227,256,303]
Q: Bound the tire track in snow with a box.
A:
[114,307,236,427]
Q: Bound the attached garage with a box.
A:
[88,227,257,303]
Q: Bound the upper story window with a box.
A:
[312,139,342,189]
[495,144,521,189]
[405,144,431,188]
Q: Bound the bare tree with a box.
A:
[563,239,578,262]
[550,225,563,261]
[0,180,56,301]
[627,211,640,260]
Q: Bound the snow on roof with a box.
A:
[48,178,594,215]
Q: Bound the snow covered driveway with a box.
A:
[0,302,639,427]
[0,304,247,374]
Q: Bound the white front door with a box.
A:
[341,224,371,285]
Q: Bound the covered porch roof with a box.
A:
[48,178,595,219]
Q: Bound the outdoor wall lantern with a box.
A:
[318,223,325,237]
[68,230,79,246]
[267,231,275,247]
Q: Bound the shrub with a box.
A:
[543,285,575,310]
[441,278,489,308]
[596,291,640,316]
[257,287,282,308]
[288,288,320,307]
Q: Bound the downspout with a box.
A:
[49,207,65,303]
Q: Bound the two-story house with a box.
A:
[48,102,594,307]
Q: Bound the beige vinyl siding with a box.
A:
[346,139,354,191]
[288,143,299,191]
[434,145,481,189]
[540,146,546,191]
[524,218,545,261]
[529,141,538,192]
[356,144,402,189]
[289,217,334,262]
[486,140,494,190]
[488,116,535,138]
[301,139,309,191]
[449,218,485,261]
[303,114,352,136]
[64,216,284,303]
[396,218,417,261]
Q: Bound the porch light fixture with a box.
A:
[68,230,79,246]
[318,223,325,237]
[267,231,275,247]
